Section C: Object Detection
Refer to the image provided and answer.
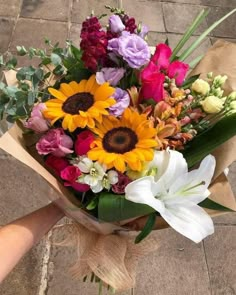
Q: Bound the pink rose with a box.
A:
[36,128,73,157]
[168,61,189,86]
[140,61,165,102]
[45,155,69,175]
[24,103,49,133]
[60,166,90,192]
[75,130,95,156]
[152,43,172,70]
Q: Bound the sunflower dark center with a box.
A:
[102,127,138,154]
[62,92,94,114]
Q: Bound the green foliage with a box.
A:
[182,113,236,167]
[135,213,156,244]
[0,39,90,123]
[98,192,154,222]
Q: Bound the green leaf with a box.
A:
[135,213,156,244]
[171,9,209,61]
[70,45,82,60]
[98,192,154,222]
[15,91,27,108]
[182,113,236,167]
[182,74,200,89]
[189,55,203,69]
[50,53,62,66]
[28,91,36,105]
[199,198,235,212]
[179,8,236,61]
[6,57,17,70]
[53,65,64,76]
[86,198,99,210]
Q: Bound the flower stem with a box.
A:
[98,280,103,295]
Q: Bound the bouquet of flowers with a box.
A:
[0,5,236,293]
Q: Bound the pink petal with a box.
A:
[151,43,172,70]
[168,61,189,86]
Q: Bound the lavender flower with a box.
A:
[137,24,149,39]
[109,88,130,117]
[108,31,150,69]
[96,67,125,86]
[109,15,125,34]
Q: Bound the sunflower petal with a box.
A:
[48,88,67,101]
[85,75,97,92]
[94,83,115,101]
[60,83,75,97]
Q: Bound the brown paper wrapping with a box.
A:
[0,40,236,291]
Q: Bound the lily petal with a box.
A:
[161,201,214,243]
[161,150,188,189]
[169,155,216,204]
[125,176,166,213]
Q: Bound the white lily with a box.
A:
[125,150,216,243]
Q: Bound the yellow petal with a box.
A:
[48,88,67,101]
[85,75,97,92]
[69,81,80,92]
[136,139,157,148]
[60,83,75,97]
[77,79,87,92]
[62,114,72,130]
[113,156,126,173]
[94,83,115,101]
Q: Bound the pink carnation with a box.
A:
[36,128,73,157]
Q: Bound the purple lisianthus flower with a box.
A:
[109,15,125,34]
[96,67,125,86]
[108,31,150,69]
[137,24,149,39]
[109,88,130,117]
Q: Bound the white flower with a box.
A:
[125,150,216,243]
[191,79,210,95]
[201,96,224,114]
[77,157,118,193]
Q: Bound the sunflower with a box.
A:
[43,75,116,132]
[88,108,158,172]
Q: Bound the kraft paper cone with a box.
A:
[190,40,236,180]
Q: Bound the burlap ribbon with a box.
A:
[54,224,159,291]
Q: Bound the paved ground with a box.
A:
[0,0,236,294]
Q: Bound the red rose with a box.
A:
[45,155,69,175]
[60,166,90,192]
[75,130,95,156]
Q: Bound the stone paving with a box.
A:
[0,0,236,294]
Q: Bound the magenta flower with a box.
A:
[152,43,172,70]
[168,60,189,86]
[75,130,95,156]
[96,67,125,86]
[140,43,189,102]
[60,166,90,192]
[109,15,125,34]
[140,61,165,102]
[36,128,73,157]
[24,103,49,133]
